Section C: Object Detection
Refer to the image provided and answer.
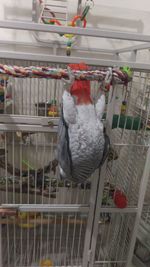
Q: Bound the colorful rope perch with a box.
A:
[0,64,132,83]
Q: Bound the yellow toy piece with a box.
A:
[40,259,53,267]
[63,22,75,39]
[48,111,58,117]
[18,212,39,229]
[121,101,127,115]
[64,33,74,39]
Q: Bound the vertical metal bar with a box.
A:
[71,214,77,266]
[20,131,23,204]
[52,213,57,260]
[0,217,3,267]
[89,163,107,267]
[82,170,100,267]
[35,133,38,204]
[40,213,43,263]
[77,0,82,15]
[48,137,53,203]
[4,79,6,115]
[58,213,64,265]
[27,217,30,266]
[42,134,46,204]
[5,133,8,204]
[126,146,150,266]
[29,78,32,115]
[20,216,23,266]
[46,214,50,258]
[33,213,36,263]
[13,216,16,266]
[6,217,10,267]
[12,132,15,204]
[12,78,15,115]
[65,214,70,266]
[76,216,83,264]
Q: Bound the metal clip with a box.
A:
[85,0,94,9]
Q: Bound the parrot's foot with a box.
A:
[62,66,75,91]
[108,147,118,161]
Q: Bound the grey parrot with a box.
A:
[57,63,110,183]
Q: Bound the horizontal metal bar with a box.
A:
[0,39,114,53]
[45,4,67,8]
[0,20,150,42]
[113,143,149,148]
[100,207,138,213]
[0,114,58,126]
[115,42,150,54]
[1,204,136,214]
[42,16,66,21]
[0,123,57,133]
[1,204,89,213]
[95,261,126,264]
[1,50,150,70]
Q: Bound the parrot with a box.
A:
[57,63,110,183]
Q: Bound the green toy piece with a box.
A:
[102,114,143,131]
[112,114,142,130]
[121,66,133,78]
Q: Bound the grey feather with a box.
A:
[57,109,72,179]
[57,90,109,183]
[100,133,110,166]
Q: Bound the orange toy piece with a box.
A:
[40,259,53,267]
[71,15,87,28]
[48,19,62,26]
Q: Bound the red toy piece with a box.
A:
[113,189,128,209]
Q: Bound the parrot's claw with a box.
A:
[62,67,75,92]
[67,66,75,85]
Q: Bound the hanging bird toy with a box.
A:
[40,0,94,56]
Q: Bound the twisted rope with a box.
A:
[0,64,132,84]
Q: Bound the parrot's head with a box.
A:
[68,63,92,105]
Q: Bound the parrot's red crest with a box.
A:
[68,63,92,105]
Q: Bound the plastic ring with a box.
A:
[72,15,87,28]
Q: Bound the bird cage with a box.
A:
[0,59,149,267]
[0,62,149,267]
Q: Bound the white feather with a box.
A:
[95,94,105,121]
[62,91,77,124]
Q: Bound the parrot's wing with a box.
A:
[57,109,72,179]
[100,132,110,166]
